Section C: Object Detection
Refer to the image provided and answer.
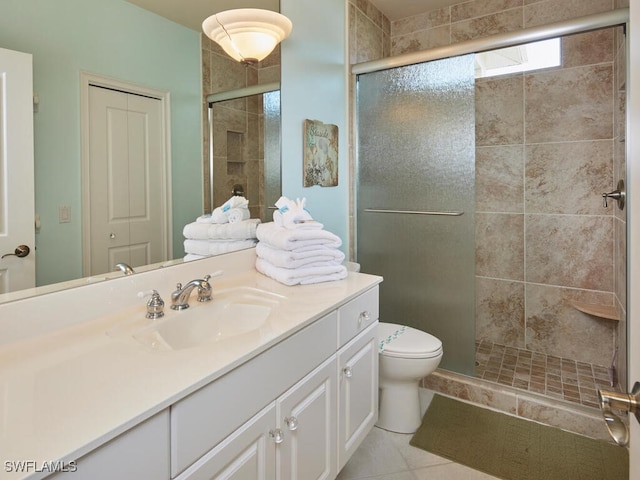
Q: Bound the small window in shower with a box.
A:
[475,37,561,78]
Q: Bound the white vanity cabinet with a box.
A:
[176,356,338,480]
[48,410,171,480]
[171,286,379,480]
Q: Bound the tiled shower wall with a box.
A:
[350,0,627,383]
[201,35,281,219]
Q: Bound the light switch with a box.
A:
[59,205,71,223]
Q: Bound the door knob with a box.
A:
[597,381,640,446]
[1,245,30,259]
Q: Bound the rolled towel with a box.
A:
[211,207,228,224]
[255,258,348,286]
[207,196,250,224]
[256,242,345,269]
[256,222,342,251]
[227,207,250,224]
[183,219,260,240]
[184,239,257,256]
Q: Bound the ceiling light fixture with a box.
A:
[202,8,293,66]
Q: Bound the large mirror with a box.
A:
[0,0,281,303]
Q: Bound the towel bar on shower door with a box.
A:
[363,209,464,216]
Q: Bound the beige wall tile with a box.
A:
[475,145,524,212]
[354,8,385,63]
[391,26,450,55]
[525,283,616,365]
[422,371,519,415]
[524,0,614,28]
[451,0,522,23]
[391,7,450,36]
[476,213,524,280]
[524,65,613,143]
[561,29,614,69]
[524,140,613,215]
[475,74,524,146]
[525,214,613,290]
[516,397,611,441]
[451,8,523,43]
[476,277,525,347]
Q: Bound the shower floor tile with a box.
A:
[475,340,619,409]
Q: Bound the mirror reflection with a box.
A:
[0,0,281,303]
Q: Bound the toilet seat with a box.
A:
[379,322,443,359]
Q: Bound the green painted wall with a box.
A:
[280,0,349,253]
[0,0,202,286]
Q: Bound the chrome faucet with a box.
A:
[115,262,135,275]
[170,275,212,310]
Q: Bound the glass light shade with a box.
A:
[202,9,292,65]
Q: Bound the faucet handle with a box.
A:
[197,275,212,302]
[138,290,165,319]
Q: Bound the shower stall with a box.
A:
[355,10,628,411]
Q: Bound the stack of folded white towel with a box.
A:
[255,196,348,285]
[183,195,260,261]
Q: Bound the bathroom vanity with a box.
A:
[0,249,381,479]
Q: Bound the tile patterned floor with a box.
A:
[474,340,617,409]
[337,425,501,480]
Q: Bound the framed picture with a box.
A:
[303,119,338,187]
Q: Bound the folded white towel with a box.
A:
[184,253,207,262]
[184,239,257,256]
[255,258,348,286]
[256,242,345,269]
[227,207,250,224]
[183,219,260,240]
[256,222,342,251]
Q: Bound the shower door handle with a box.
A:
[363,208,464,216]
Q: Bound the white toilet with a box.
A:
[376,322,443,433]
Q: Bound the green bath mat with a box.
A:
[410,395,628,480]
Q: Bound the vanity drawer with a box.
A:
[170,311,337,477]
[338,286,379,347]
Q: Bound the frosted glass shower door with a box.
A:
[356,55,476,375]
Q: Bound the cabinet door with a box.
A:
[337,322,378,471]
[277,356,337,480]
[175,404,276,480]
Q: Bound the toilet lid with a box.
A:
[378,322,443,359]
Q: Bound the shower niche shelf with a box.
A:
[571,302,620,321]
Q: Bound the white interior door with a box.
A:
[0,47,35,294]
[87,85,167,276]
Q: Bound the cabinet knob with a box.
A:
[284,416,298,431]
[269,428,284,444]
[358,311,370,325]
[343,366,353,378]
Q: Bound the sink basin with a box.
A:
[132,286,284,351]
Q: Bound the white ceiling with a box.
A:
[125,0,461,31]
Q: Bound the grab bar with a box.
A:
[363,208,464,216]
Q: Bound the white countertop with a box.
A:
[0,258,381,480]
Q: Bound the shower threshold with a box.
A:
[474,340,619,410]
